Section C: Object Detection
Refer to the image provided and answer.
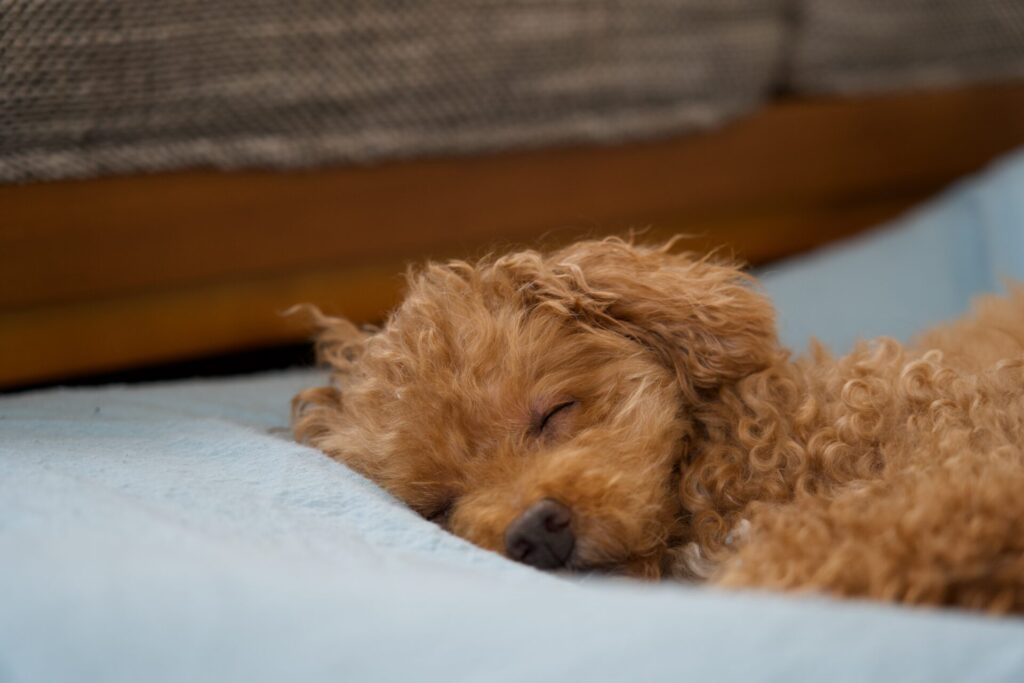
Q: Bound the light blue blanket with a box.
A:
[3,149,1024,682]
[761,149,1024,352]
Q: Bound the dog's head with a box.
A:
[293,238,777,577]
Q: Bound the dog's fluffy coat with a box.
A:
[293,238,1024,613]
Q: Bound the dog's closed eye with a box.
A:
[533,400,578,439]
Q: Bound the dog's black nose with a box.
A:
[505,498,574,569]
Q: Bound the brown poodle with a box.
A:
[292,237,1024,614]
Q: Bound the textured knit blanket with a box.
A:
[3,1,1022,182]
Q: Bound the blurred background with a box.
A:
[2,0,1024,390]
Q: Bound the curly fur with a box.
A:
[293,237,1024,612]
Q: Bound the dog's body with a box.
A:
[294,238,1024,613]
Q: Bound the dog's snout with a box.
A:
[504,498,574,569]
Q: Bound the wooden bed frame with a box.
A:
[3,83,1024,389]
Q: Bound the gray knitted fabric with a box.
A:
[3,1,1023,183]
[0,1,785,182]
[792,0,1024,92]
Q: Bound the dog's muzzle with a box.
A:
[504,498,575,570]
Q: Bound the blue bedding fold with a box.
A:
[2,148,1024,683]
[761,148,1024,352]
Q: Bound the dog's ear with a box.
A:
[288,305,371,443]
[499,238,779,401]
